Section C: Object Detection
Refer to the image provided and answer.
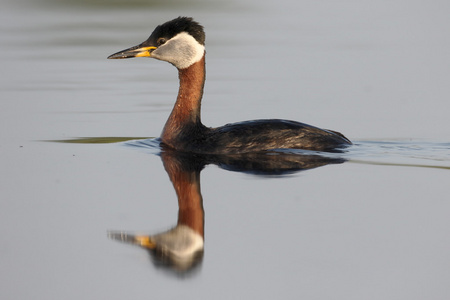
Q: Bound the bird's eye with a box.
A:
[157,38,167,46]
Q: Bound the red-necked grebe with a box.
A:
[108,17,351,154]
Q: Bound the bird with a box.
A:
[108,17,351,154]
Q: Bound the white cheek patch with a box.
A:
[152,32,205,69]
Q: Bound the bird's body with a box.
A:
[108,17,351,154]
[162,117,351,154]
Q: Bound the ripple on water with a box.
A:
[346,140,450,170]
[124,137,162,154]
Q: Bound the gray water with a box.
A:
[1,0,450,299]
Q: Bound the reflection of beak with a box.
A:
[133,235,157,249]
[107,231,157,249]
[107,45,157,59]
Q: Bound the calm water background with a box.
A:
[1,0,450,299]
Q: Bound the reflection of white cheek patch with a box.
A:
[152,32,205,69]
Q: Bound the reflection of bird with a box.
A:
[108,17,351,154]
[108,150,205,273]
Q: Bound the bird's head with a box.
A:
[108,17,205,70]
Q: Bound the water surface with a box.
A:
[1,0,450,299]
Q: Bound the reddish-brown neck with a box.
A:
[161,54,206,146]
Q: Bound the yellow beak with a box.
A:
[108,45,157,59]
